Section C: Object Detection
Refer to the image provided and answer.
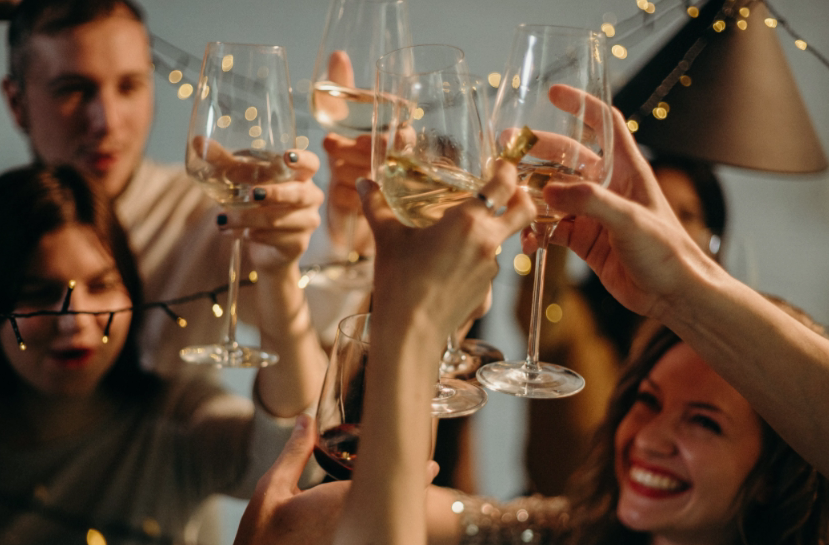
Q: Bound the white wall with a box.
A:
[2,0,828,538]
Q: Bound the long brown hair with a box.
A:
[0,164,159,397]
[564,316,828,545]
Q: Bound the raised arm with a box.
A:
[532,85,829,476]
[220,148,328,417]
[333,159,535,545]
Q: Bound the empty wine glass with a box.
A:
[180,42,296,367]
[476,24,614,398]
[310,0,411,287]
[373,44,494,417]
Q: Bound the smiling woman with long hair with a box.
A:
[448,316,828,545]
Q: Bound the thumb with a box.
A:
[544,181,639,233]
[425,460,440,485]
[357,177,398,234]
[264,413,315,492]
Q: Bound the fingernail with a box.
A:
[217,213,227,227]
[253,187,267,201]
[287,151,299,163]
[295,413,310,431]
[355,177,370,197]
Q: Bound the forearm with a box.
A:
[256,265,327,417]
[334,308,443,545]
[657,266,829,475]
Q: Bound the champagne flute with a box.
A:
[476,24,614,398]
[181,42,296,368]
[373,44,493,417]
[310,0,412,287]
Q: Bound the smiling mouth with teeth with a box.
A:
[629,466,689,492]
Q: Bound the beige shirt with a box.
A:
[115,159,368,371]
[0,373,304,545]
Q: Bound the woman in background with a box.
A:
[522,154,729,496]
[0,165,324,544]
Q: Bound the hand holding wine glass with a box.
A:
[373,44,500,416]
[311,0,411,280]
[476,24,614,398]
[182,42,297,368]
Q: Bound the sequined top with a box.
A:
[454,492,573,544]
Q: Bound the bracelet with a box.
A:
[452,491,571,545]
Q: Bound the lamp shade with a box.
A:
[614,0,827,173]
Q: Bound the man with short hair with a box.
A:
[3,0,327,382]
[1,5,327,540]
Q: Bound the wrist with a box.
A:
[652,250,733,331]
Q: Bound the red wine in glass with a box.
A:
[313,422,360,480]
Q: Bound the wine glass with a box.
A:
[373,44,493,417]
[314,313,371,480]
[440,329,503,381]
[181,42,296,368]
[476,24,614,398]
[309,0,412,287]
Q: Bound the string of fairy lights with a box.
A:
[151,0,827,139]
[2,0,816,335]
[605,0,829,133]
[1,277,258,350]
[1,256,369,349]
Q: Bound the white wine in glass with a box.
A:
[476,24,614,398]
[374,45,495,417]
[310,0,411,284]
[181,42,296,368]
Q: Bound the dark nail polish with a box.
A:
[217,214,228,226]
[253,187,267,201]
[287,151,299,163]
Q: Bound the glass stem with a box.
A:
[345,208,357,262]
[434,340,453,399]
[524,224,553,372]
[223,234,243,348]
[442,332,463,370]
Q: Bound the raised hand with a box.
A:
[526,84,718,319]
[323,131,374,255]
[234,415,348,545]
[365,158,535,337]
[219,149,324,271]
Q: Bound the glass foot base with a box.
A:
[180,344,279,368]
[441,339,505,381]
[431,378,488,418]
[476,361,585,399]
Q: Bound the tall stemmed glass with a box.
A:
[374,44,493,417]
[310,0,411,286]
[476,25,614,398]
[181,42,296,368]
